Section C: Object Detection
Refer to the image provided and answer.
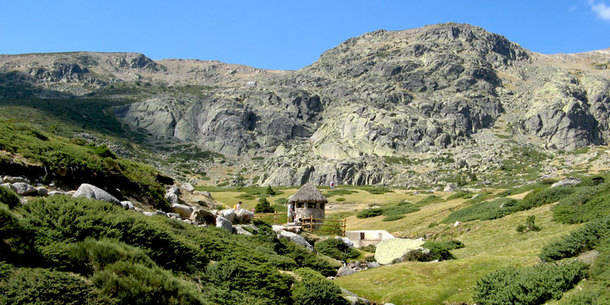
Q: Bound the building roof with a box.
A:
[288,183,327,204]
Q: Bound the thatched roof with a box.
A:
[289,184,327,204]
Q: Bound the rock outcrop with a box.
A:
[1,24,609,186]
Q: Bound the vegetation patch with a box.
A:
[539,217,610,262]
[444,198,519,223]
[0,186,20,209]
[291,268,349,305]
[314,239,360,261]
[473,261,588,305]
[324,188,356,198]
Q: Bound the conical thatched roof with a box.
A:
[289,184,327,204]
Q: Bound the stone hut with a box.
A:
[288,184,327,226]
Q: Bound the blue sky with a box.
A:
[1,1,608,70]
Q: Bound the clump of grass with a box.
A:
[417,195,442,205]
[324,188,355,198]
[443,198,519,223]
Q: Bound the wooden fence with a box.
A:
[253,212,346,236]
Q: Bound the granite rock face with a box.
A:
[1,23,608,186]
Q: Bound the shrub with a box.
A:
[517,216,541,233]
[93,261,208,305]
[255,197,274,213]
[291,268,349,305]
[418,195,442,205]
[356,208,383,218]
[518,186,575,210]
[335,197,346,202]
[474,261,588,305]
[444,198,518,223]
[447,191,473,200]
[40,238,155,275]
[552,183,610,224]
[539,217,610,262]
[382,201,419,217]
[314,239,360,261]
[206,259,293,304]
[383,215,404,222]
[265,185,276,195]
[0,267,109,305]
[404,240,462,262]
[0,186,20,209]
[20,196,208,273]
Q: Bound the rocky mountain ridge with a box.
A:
[0,23,608,187]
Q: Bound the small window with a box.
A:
[297,202,303,208]
[306,203,313,209]
[320,203,325,210]
[360,232,365,240]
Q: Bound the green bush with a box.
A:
[314,239,360,261]
[324,189,356,197]
[0,186,20,209]
[539,217,610,262]
[517,216,541,233]
[518,186,575,210]
[206,259,293,305]
[0,267,109,305]
[447,191,474,200]
[40,238,155,275]
[21,196,208,273]
[474,261,588,305]
[291,268,349,305]
[335,197,346,202]
[382,215,404,222]
[255,197,274,213]
[93,261,208,305]
[382,201,419,217]
[552,183,610,224]
[265,185,276,195]
[404,240,462,262]
[0,206,36,264]
[443,198,519,223]
[356,208,383,218]
[418,195,442,205]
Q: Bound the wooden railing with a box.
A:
[253,212,347,236]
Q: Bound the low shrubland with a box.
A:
[539,217,610,262]
[0,195,343,304]
[403,240,464,262]
[314,238,360,261]
[0,119,169,209]
[473,261,588,305]
[358,200,419,221]
[291,268,350,305]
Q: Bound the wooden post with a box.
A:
[342,218,346,236]
[309,216,313,232]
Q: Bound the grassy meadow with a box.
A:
[202,184,598,305]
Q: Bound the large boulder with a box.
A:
[336,265,356,277]
[35,186,48,196]
[182,183,195,193]
[551,177,582,188]
[219,209,236,223]
[216,216,233,232]
[277,230,313,252]
[234,208,254,224]
[72,183,120,204]
[171,203,194,218]
[374,238,425,265]
[120,201,134,210]
[11,182,38,196]
[190,209,216,225]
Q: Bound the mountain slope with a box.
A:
[0,23,608,187]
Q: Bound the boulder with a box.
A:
[72,184,120,204]
[344,296,370,305]
[277,230,313,251]
[0,183,11,189]
[337,236,354,248]
[182,183,194,193]
[336,265,356,277]
[551,177,582,188]
[193,190,213,200]
[48,191,66,196]
[366,261,380,268]
[12,182,38,196]
[190,209,216,225]
[120,201,134,210]
[35,186,48,196]
[167,212,181,219]
[374,238,425,265]
[3,176,29,184]
[165,192,179,205]
[216,216,233,232]
[171,203,194,218]
[220,209,236,223]
[234,208,254,224]
[444,183,458,192]
[234,225,254,236]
